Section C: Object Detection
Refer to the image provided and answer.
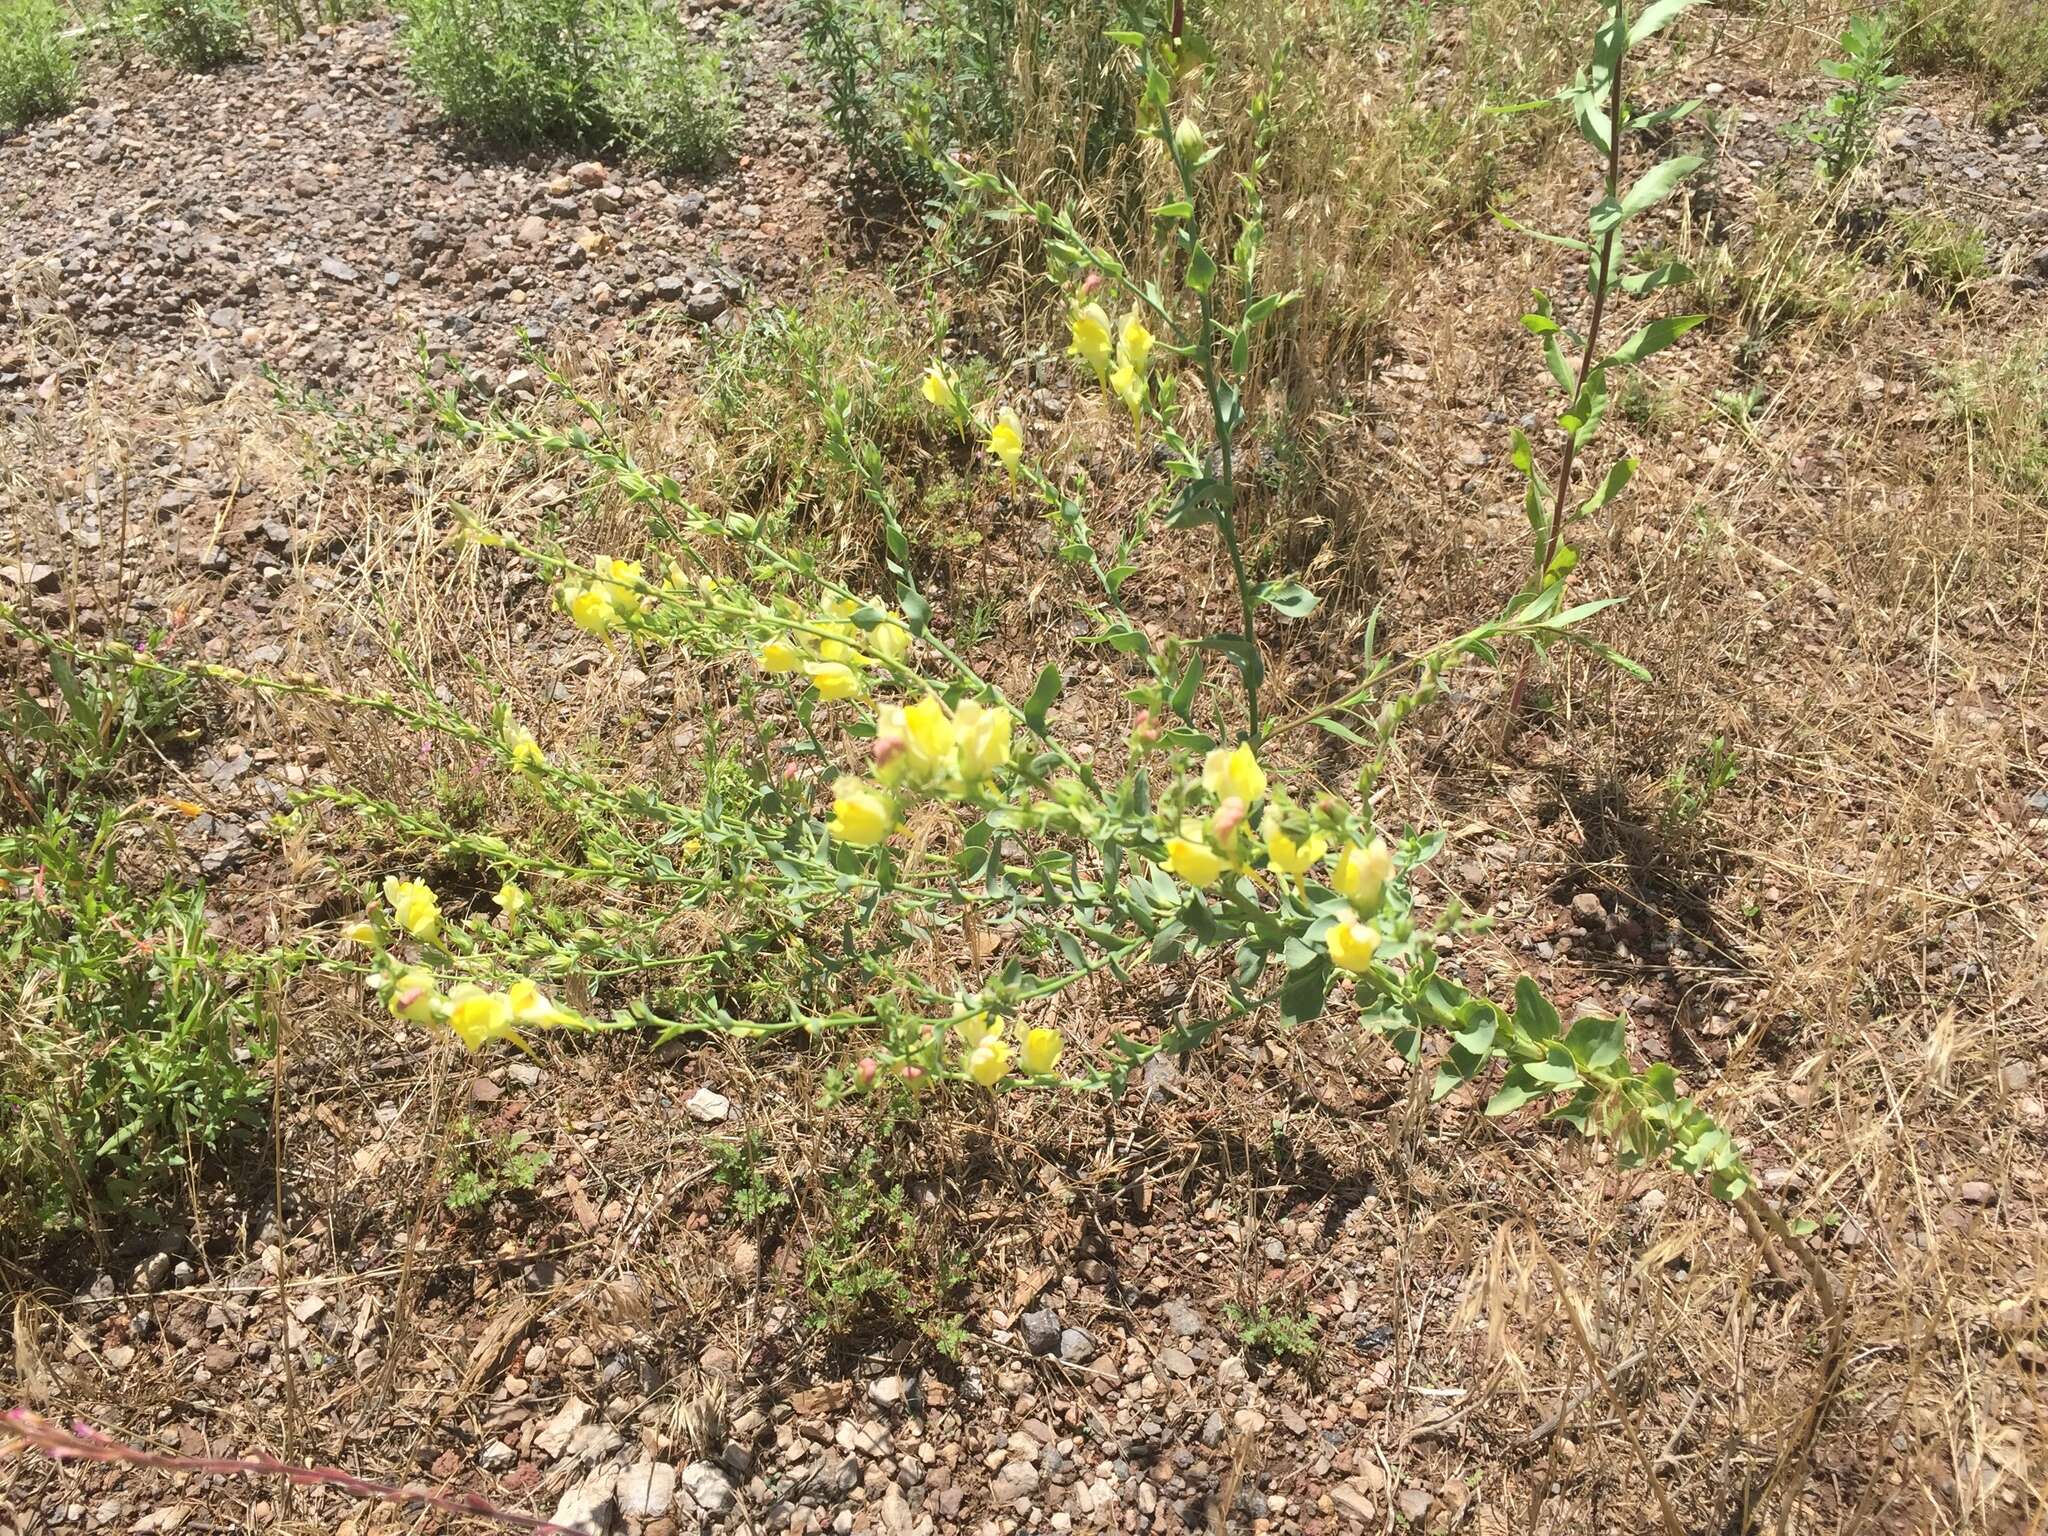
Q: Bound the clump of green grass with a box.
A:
[0,0,78,127]
[401,0,736,171]
[1889,208,1988,308]
[1897,0,2048,128]
[132,0,251,72]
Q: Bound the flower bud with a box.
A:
[1173,116,1206,160]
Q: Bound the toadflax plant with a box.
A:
[8,8,1763,1211]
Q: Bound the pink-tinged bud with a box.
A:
[1131,708,1161,747]
[1213,796,1247,844]
[1082,270,1104,296]
[856,1057,880,1088]
[779,761,802,784]
[873,733,907,771]
[900,1064,925,1082]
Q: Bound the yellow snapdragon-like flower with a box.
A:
[600,559,646,617]
[506,724,546,771]
[508,979,577,1028]
[494,880,530,920]
[966,1036,1012,1087]
[1069,302,1113,384]
[955,699,1013,781]
[956,1010,1002,1049]
[1202,743,1268,808]
[827,776,892,846]
[901,695,957,777]
[1327,912,1381,973]
[1332,836,1395,913]
[922,363,963,417]
[807,661,862,701]
[1117,312,1154,378]
[387,969,439,1024]
[383,877,440,940]
[759,636,804,673]
[1260,809,1328,879]
[1165,824,1228,888]
[988,408,1024,481]
[343,920,376,946]
[1021,1026,1063,1076]
[446,983,526,1052]
[867,613,911,666]
[568,586,616,637]
[1109,360,1146,427]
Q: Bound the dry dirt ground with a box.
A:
[3,7,2046,1536]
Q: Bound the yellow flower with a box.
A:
[988,408,1024,481]
[568,585,616,637]
[1260,808,1328,878]
[807,661,862,701]
[966,1036,1012,1087]
[956,1010,1002,1049]
[1117,312,1154,377]
[867,613,911,666]
[508,979,576,1027]
[902,694,957,778]
[494,880,529,920]
[601,558,645,617]
[1021,1026,1063,1076]
[343,920,376,946]
[1332,837,1395,912]
[955,699,1014,781]
[383,877,440,940]
[1165,829,1227,888]
[921,363,962,417]
[1202,743,1268,807]
[1327,912,1381,973]
[446,984,525,1052]
[827,776,892,846]
[386,970,439,1024]
[506,724,546,771]
[1069,303,1113,384]
[759,636,804,673]
[1109,359,1146,426]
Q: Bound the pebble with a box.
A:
[990,1459,1040,1503]
[679,1460,735,1514]
[1019,1307,1062,1356]
[617,1461,676,1520]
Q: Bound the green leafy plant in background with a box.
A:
[443,1116,552,1212]
[131,0,251,71]
[1,806,269,1243]
[0,0,77,128]
[1497,0,1706,707]
[1226,1302,1318,1362]
[1798,14,1904,184]
[1896,0,2048,131]
[401,0,735,170]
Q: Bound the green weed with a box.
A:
[1797,15,1904,184]
[444,1116,551,1212]
[401,0,736,171]
[1898,0,2048,128]
[0,0,76,127]
[131,0,250,72]
[1226,1302,1319,1362]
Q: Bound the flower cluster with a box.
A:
[560,558,651,638]
[349,877,586,1054]
[1158,745,1397,973]
[851,1013,1066,1095]
[1069,304,1157,429]
[758,592,913,701]
[826,693,1018,848]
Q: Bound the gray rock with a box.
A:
[1058,1327,1095,1364]
[1019,1307,1061,1356]
[479,1439,518,1471]
[990,1459,1040,1504]
[616,1461,675,1520]
[685,1086,731,1123]
[654,274,688,301]
[1397,1487,1432,1522]
[685,286,728,323]
[1157,1347,1197,1378]
[678,1460,735,1514]
[319,256,358,283]
[0,563,58,594]
[550,1469,617,1535]
[1159,1298,1203,1338]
